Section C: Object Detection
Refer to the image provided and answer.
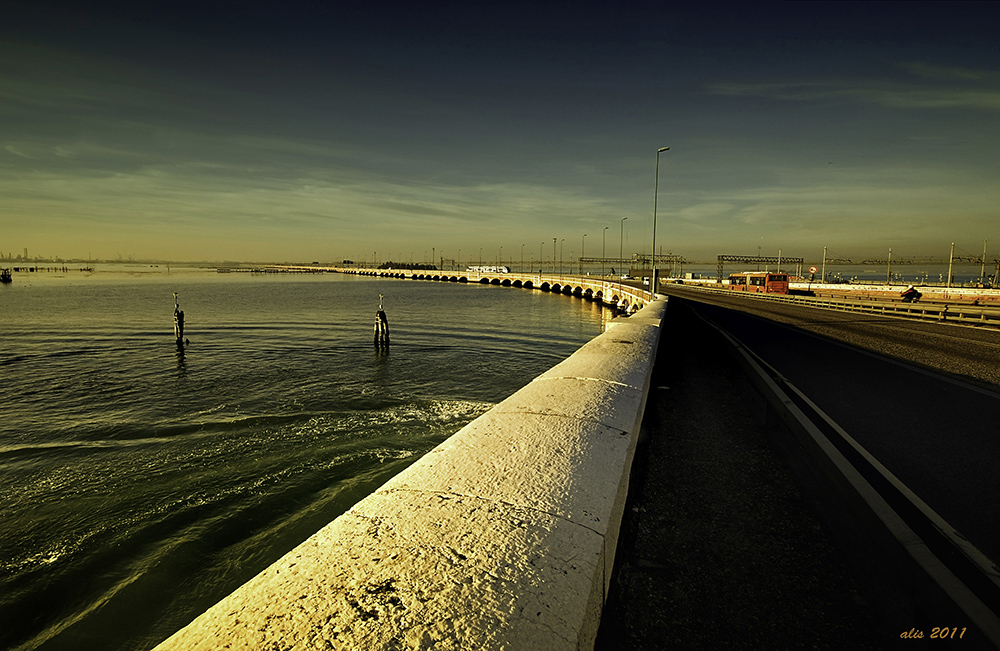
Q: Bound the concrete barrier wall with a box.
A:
[153,297,667,651]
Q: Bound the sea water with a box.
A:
[0,266,608,651]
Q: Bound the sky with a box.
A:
[3,1,999,264]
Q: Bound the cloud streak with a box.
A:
[707,63,1000,111]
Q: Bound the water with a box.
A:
[0,266,608,651]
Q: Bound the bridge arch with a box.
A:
[539,282,551,292]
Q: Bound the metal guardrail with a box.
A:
[678,284,1000,329]
[696,306,1000,647]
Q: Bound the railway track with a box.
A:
[673,282,1000,330]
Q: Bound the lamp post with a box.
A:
[620,216,628,280]
[560,239,564,276]
[602,226,609,278]
[552,238,557,274]
[521,244,524,273]
[582,233,587,275]
[540,242,544,274]
[652,146,669,288]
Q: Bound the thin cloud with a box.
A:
[706,65,1000,111]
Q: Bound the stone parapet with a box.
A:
[153,298,666,651]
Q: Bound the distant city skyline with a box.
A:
[3,2,999,264]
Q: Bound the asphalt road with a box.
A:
[597,298,884,649]
[661,285,1000,389]
[659,285,1000,570]
[598,290,1000,648]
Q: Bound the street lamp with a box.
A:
[552,238,557,274]
[652,146,669,288]
[582,233,587,275]
[620,216,628,280]
[602,226,609,277]
[560,239,564,275]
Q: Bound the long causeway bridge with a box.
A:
[334,266,656,313]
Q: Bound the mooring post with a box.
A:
[374,293,389,346]
[173,292,185,346]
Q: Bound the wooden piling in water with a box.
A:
[173,293,185,346]
[374,294,389,346]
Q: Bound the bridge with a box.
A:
[334,267,656,314]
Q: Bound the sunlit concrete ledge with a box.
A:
[152,298,667,651]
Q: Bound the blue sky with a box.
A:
[3,1,999,264]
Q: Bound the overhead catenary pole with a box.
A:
[947,242,955,288]
[994,246,1000,287]
[980,238,987,285]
